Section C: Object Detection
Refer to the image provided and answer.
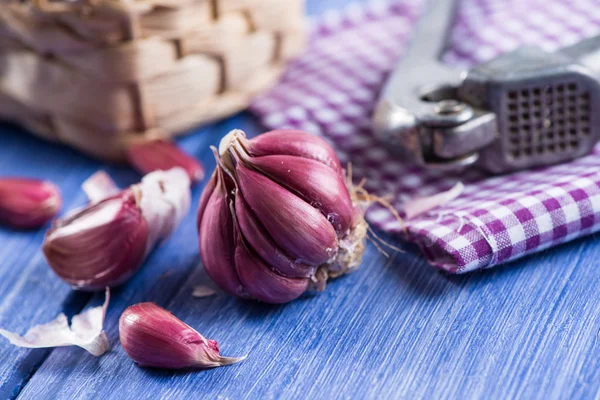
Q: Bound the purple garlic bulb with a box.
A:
[197,129,367,304]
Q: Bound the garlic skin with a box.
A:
[0,178,61,229]
[81,171,120,203]
[198,130,367,304]
[403,182,465,219]
[43,168,190,291]
[0,288,111,356]
[127,139,205,183]
[119,303,245,369]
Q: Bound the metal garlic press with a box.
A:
[373,0,600,174]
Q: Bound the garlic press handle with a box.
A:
[373,0,497,169]
[374,0,464,134]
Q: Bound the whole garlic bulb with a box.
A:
[197,130,367,304]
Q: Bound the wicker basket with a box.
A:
[0,0,306,161]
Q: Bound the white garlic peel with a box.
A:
[192,285,217,298]
[403,182,465,220]
[0,288,111,356]
[82,171,120,203]
[138,167,191,254]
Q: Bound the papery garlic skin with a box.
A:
[81,171,120,203]
[127,139,205,183]
[120,303,245,369]
[0,288,111,356]
[403,182,465,219]
[43,168,191,291]
[0,178,61,229]
[198,130,368,304]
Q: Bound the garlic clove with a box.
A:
[120,302,245,369]
[242,130,343,175]
[0,178,61,229]
[127,139,205,183]
[241,153,354,235]
[198,169,246,298]
[233,225,309,304]
[233,160,338,266]
[43,190,149,290]
[235,193,313,278]
[43,168,190,291]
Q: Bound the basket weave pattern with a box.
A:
[0,0,306,160]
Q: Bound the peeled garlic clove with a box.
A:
[233,226,309,304]
[127,139,205,183]
[44,168,190,290]
[120,303,245,369]
[0,178,61,229]
[235,193,313,278]
[43,190,149,290]
[198,169,246,297]
[243,130,343,175]
[234,160,338,266]
[241,153,354,235]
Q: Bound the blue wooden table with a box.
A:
[1,1,600,399]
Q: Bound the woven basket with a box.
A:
[0,0,306,161]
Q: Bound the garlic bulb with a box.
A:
[0,178,61,229]
[43,168,190,290]
[197,130,367,304]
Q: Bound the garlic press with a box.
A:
[373,0,600,174]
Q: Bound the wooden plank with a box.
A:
[12,114,600,399]
[19,237,600,399]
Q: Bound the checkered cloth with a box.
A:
[250,0,600,273]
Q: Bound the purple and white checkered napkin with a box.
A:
[250,0,600,273]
